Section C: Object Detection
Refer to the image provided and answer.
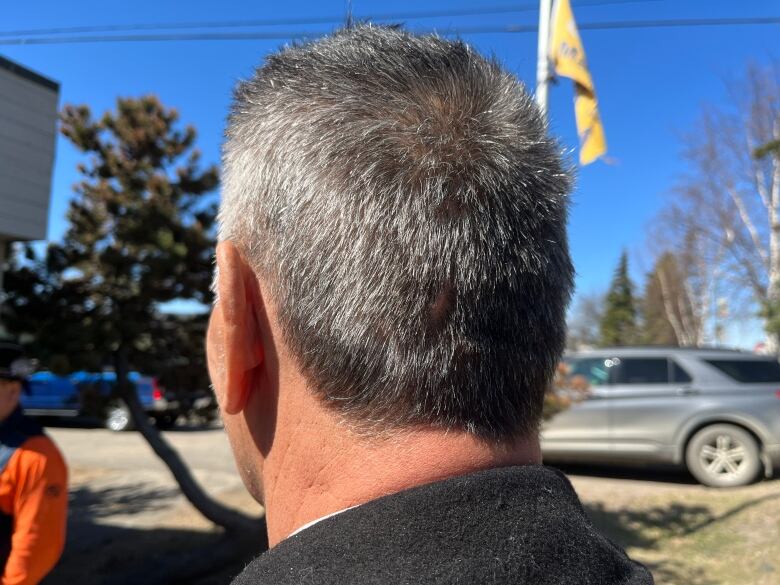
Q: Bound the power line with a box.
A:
[446,15,780,34]
[0,16,777,46]
[0,0,658,38]
[0,31,314,45]
[569,15,780,31]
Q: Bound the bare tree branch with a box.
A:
[726,184,770,266]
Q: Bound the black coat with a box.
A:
[232,465,653,584]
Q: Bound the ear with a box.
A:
[209,241,265,415]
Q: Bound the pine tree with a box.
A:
[599,251,638,346]
[2,243,100,372]
[8,97,259,535]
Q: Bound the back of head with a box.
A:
[220,25,574,441]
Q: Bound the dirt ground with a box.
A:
[40,425,780,585]
[40,424,264,585]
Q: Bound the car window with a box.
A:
[614,358,669,384]
[704,359,780,383]
[671,361,692,383]
[567,357,611,386]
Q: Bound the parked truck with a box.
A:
[21,370,181,431]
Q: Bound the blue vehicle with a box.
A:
[21,371,181,431]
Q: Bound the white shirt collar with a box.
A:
[288,505,359,538]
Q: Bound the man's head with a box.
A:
[208,25,574,501]
[0,342,29,421]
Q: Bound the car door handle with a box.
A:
[677,386,698,396]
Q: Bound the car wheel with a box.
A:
[105,402,134,432]
[685,424,761,487]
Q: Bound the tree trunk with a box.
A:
[113,346,266,538]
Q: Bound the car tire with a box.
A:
[105,402,134,432]
[685,424,762,488]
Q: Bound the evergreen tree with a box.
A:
[6,97,258,535]
[599,251,638,346]
[2,243,100,373]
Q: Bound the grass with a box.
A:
[574,475,780,585]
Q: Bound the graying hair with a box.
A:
[219,25,574,441]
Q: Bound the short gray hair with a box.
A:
[220,25,574,441]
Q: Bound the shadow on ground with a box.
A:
[556,460,780,486]
[585,491,780,585]
[554,461,700,484]
[69,482,179,520]
[42,482,264,585]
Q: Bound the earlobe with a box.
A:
[214,241,265,415]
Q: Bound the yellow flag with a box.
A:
[549,0,607,165]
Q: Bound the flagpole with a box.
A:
[536,0,553,118]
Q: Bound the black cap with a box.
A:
[0,342,32,382]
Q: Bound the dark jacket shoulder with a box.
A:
[233,465,653,585]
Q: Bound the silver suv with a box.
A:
[541,347,780,487]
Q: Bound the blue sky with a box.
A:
[2,0,778,344]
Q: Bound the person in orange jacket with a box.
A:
[0,342,67,585]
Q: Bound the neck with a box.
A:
[262,421,541,546]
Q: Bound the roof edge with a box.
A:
[0,54,59,92]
